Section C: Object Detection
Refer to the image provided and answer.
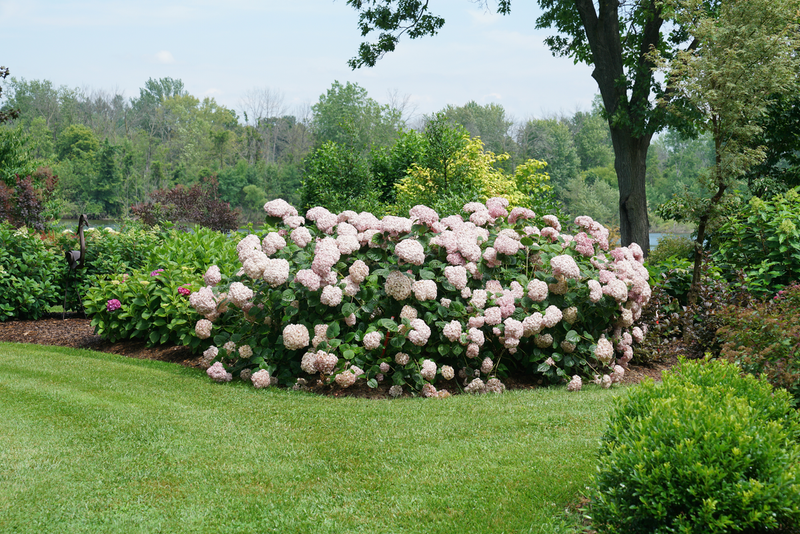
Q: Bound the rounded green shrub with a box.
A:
[0,223,64,321]
[713,187,800,296]
[648,233,695,265]
[589,358,800,534]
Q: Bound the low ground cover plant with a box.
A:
[187,197,651,396]
[589,358,800,534]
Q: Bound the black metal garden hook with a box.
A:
[63,214,89,319]
[65,214,89,270]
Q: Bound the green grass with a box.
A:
[0,342,619,534]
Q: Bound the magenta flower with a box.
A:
[178,286,191,296]
[150,269,164,277]
[106,299,122,312]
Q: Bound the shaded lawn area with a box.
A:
[0,342,618,533]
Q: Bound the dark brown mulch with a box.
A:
[0,316,204,369]
[0,316,680,395]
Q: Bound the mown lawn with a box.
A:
[0,342,619,533]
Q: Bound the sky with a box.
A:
[1,0,599,124]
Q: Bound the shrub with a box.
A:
[56,222,164,311]
[190,198,652,394]
[130,176,241,233]
[717,282,800,402]
[713,187,800,296]
[0,168,61,231]
[647,233,695,265]
[82,226,239,346]
[83,264,202,346]
[0,222,64,321]
[589,358,800,534]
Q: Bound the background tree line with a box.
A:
[2,74,727,231]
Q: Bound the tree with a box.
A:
[311,81,403,153]
[441,101,517,161]
[516,118,580,192]
[0,66,20,124]
[746,93,800,198]
[652,0,800,304]
[345,0,703,255]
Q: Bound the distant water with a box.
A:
[650,232,691,248]
[59,219,122,231]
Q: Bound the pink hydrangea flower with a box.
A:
[363,331,383,351]
[207,362,232,383]
[262,232,287,256]
[523,313,543,337]
[567,375,582,392]
[189,286,217,315]
[283,324,310,350]
[410,205,439,227]
[195,319,213,339]
[178,286,191,296]
[381,215,413,236]
[595,335,614,365]
[484,307,502,325]
[295,269,322,291]
[228,282,254,308]
[408,319,431,346]
[412,279,437,301]
[251,369,271,389]
[283,215,305,229]
[550,254,581,279]
[469,209,493,227]
[306,206,338,234]
[603,278,629,303]
[237,234,262,262]
[542,305,563,328]
[443,320,462,342]
[315,351,338,374]
[263,258,290,287]
[527,279,549,302]
[320,285,343,307]
[420,359,437,381]
[203,265,222,286]
[542,214,561,231]
[395,352,410,366]
[385,271,412,300]
[508,207,535,224]
[264,198,298,218]
[486,197,509,218]
[395,239,425,265]
[444,265,468,290]
[290,227,313,248]
[588,279,603,303]
[106,299,121,312]
[311,237,341,276]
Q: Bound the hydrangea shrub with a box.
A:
[191,198,651,395]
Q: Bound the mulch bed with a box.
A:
[0,316,680,396]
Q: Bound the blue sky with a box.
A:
[1,0,599,123]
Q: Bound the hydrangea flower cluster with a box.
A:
[189,197,650,396]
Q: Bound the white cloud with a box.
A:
[155,50,175,64]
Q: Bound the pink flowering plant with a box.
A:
[84,263,205,345]
[191,197,651,395]
[82,225,240,346]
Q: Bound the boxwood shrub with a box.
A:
[589,358,800,534]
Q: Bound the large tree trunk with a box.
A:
[610,129,652,255]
